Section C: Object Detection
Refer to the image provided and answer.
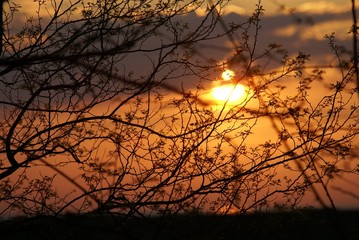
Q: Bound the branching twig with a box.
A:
[351,0,359,91]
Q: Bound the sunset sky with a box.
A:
[5,0,358,212]
[226,0,355,15]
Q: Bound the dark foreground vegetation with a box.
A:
[1,209,359,240]
[1,1,358,240]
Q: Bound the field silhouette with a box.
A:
[1,209,359,240]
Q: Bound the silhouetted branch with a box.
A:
[352,0,359,91]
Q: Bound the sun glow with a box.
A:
[221,69,235,81]
[211,84,247,103]
[209,69,249,104]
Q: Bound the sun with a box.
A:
[210,69,248,104]
[221,69,235,81]
[211,84,247,103]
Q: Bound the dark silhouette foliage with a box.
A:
[0,1,358,233]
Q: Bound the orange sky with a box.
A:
[2,0,358,214]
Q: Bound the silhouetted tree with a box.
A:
[0,0,358,220]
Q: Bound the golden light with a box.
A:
[211,84,247,103]
[200,69,250,105]
[221,69,235,81]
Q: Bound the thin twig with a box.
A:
[351,0,359,91]
[0,0,3,56]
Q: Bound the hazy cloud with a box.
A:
[223,4,247,15]
[296,1,352,14]
[275,19,352,41]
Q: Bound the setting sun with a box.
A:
[211,84,247,103]
[210,69,249,104]
[221,69,235,81]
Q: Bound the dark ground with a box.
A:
[1,209,358,240]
